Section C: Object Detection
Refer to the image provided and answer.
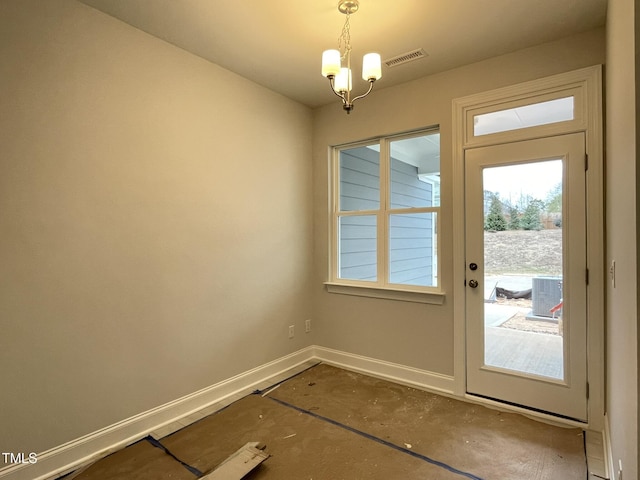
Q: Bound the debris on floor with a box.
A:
[201,442,269,480]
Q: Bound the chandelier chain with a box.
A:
[338,13,352,62]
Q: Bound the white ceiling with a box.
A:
[79,0,607,109]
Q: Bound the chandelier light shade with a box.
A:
[362,53,382,80]
[321,50,341,77]
[321,0,381,113]
[335,67,352,92]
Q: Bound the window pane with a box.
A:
[474,97,574,137]
[339,145,380,211]
[339,215,377,281]
[388,213,437,287]
[390,133,440,208]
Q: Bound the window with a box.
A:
[328,129,441,301]
[473,96,574,136]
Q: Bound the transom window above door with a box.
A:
[462,86,585,147]
[326,128,443,304]
[473,96,574,136]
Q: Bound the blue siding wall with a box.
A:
[340,147,380,211]
[339,215,377,281]
[338,147,435,286]
[391,159,433,208]
[389,212,434,286]
[339,147,379,280]
[389,159,434,286]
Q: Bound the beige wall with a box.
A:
[312,28,605,376]
[605,0,638,477]
[0,0,313,453]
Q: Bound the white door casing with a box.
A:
[452,65,603,429]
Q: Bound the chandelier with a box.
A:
[321,0,382,114]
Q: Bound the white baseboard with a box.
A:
[0,345,455,480]
[311,346,456,395]
[0,347,316,480]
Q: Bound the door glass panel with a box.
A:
[483,159,564,379]
[474,97,574,136]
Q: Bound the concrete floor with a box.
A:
[66,364,587,480]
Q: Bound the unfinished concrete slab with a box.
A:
[266,364,586,479]
[162,393,464,479]
[63,363,587,479]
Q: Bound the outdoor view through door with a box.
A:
[483,160,564,379]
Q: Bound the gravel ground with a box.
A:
[498,299,562,336]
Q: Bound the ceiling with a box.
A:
[79,0,607,109]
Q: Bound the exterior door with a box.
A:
[465,133,587,421]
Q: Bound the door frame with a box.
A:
[452,65,604,430]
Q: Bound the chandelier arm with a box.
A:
[349,79,376,104]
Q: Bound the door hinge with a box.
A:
[586,382,590,399]
[585,153,589,171]
[586,268,590,285]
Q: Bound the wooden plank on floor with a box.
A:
[201,442,269,480]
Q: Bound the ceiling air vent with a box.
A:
[384,48,427,68]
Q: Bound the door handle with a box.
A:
[468,279,479,288]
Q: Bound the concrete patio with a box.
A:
[485,325,563,379]
[483,275,564,380]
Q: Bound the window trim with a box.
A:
[327,128,443,303]
[324,281,445,304]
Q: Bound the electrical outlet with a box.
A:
[305,319,311,333]
[288,325,295,339]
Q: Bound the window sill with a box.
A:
[324,282,445,305]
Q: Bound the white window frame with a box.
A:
[325,128,444,305]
